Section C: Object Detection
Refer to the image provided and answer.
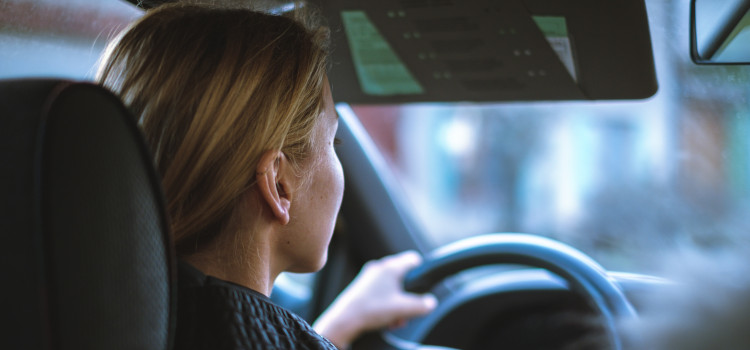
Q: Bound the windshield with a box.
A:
[352,0,750,273]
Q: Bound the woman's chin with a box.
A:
[287,252,328,274]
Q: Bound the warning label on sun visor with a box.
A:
[532,16,577,82]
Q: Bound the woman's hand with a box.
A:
[313,250,438,349]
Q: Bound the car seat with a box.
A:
[0,79,175,350]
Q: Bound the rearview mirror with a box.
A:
[691,0,750,64]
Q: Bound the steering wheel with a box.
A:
[365,233,637,350]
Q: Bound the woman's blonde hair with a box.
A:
[98,4,330,256]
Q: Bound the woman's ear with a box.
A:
[256,150,293,225]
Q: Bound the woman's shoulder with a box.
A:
[175,261,337,350]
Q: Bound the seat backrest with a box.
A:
[0,79,175,350]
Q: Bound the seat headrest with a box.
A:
[0,79,175,350]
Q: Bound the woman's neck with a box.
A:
[182,234,278,296]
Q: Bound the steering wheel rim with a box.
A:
[382,233,637,350]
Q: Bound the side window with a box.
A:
[0,0,141,80]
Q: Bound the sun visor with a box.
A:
[313,0,657,103]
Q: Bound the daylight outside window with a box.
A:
[353,0,750,273]
[0,0,139,80]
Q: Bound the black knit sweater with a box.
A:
[174,261,337,350]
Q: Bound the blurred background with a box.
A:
[352,0,750,273]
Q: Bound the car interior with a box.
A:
[2,0,750,349]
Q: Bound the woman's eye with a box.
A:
[334,138,343,145]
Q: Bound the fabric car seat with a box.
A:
[0,79,175,350]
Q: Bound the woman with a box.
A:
[98,3,436,349]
